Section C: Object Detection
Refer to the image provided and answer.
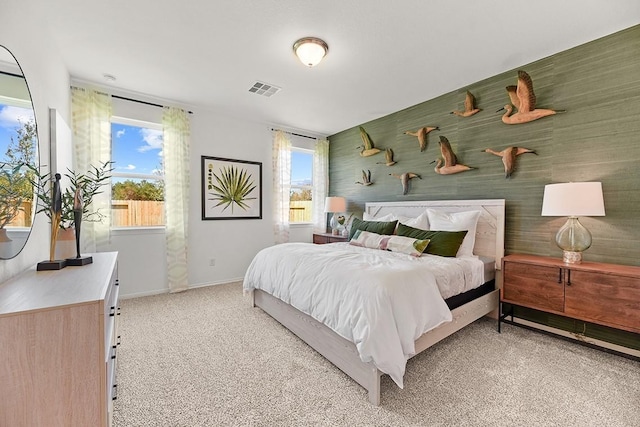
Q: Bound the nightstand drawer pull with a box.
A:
[558,268,562,284]
[566,270,571,286]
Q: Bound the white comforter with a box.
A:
[243,242,484,388]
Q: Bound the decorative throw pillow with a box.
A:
[381,235,430,257]
[349,230,387,249]
[350,230,429,257]
[425,209,480,257]
[348,217,398,240]
[396,223,468,257]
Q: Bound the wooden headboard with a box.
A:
[364,199,505,269]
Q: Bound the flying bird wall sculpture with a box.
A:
[376,148,397,166]
[389,172,421,195]
[404,126,438,152]
[451,91,481,117]
[499,70,565,124]
[432,136,473,175]
[357,126,381,157]
[355,169,374,186]
[482,147,537,178]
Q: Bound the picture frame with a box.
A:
[201,156,262,220]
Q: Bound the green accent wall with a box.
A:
[328,25,640,267]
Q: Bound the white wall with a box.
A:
[187,110,274,288]
[103,107,278,298]
[0,3,314,293]
[0,0,71,283]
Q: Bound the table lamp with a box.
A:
[541,182,605,264]
[324,196,346,235]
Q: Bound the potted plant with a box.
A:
[31,161,113,231]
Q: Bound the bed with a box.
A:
[244,199,505,405]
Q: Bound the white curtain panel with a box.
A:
[163,107,190,293]
[272,130,291,244]
[71,87,112,253]
[312,139,329,233]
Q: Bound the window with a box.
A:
[289,148,313,223]
[110,117,165,227]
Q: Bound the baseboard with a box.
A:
[505,317,640,359]
[120,278,244,300]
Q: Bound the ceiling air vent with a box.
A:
[248,81,281,97]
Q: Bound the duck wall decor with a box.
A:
[389,172,421,195]
[451,91,481,117]
[482,147,537,178]
[356,169,374,186]
[432,136,473,175]
[404,126,438,152]
[499,70,565,124]
[376,148,397,166]
[357,126,381,157]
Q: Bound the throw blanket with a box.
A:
[243,242,459,388]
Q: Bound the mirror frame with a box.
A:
[0,44,40,260]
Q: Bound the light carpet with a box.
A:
[113,282,640,427]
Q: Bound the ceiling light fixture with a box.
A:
[293,37,328,67]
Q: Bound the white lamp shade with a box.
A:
[541,182,605,217]
[293,37,328,67]
[324,196,346,213]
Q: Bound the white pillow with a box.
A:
[397,211,430,230]
[425,209,481,257]
[362,212,396,222]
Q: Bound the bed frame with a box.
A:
[249,199,505,405]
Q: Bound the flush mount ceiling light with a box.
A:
[293,37,328,67]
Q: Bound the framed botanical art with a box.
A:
[201,156,262,220]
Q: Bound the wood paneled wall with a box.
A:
[328,25,640,266]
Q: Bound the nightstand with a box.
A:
[499,254,640,334]
[313,232,348,244]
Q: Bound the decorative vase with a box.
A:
[55,228,76,260]
[0,228,11,243]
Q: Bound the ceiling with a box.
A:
[27,0,640,136]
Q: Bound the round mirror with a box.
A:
[0,45,39,259]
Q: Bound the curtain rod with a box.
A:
[0,70,23,79]
[113,94,193,114]
[270,128,318,140]
[71,86,193,114]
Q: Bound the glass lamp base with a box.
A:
[562,250,583,264]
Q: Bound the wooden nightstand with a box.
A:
[500,254,640,335]
[313,232,348,244]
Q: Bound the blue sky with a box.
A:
[0,103,35,162]
[291,150,312,186]
[111,122,163,178]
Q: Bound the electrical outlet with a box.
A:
[209,258,216,267]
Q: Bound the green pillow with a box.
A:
[396,223,468,257]
[348,217,398,240]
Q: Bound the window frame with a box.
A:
[110,115,165,229]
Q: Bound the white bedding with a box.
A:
[243,242,488,388]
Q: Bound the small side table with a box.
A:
[313,232,348,244]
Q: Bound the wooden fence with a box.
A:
[6,201,32,228]
[289,200,312,223]
[111,200,164,227]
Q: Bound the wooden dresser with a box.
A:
[501,254,640,334]
[0,252,120,427]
